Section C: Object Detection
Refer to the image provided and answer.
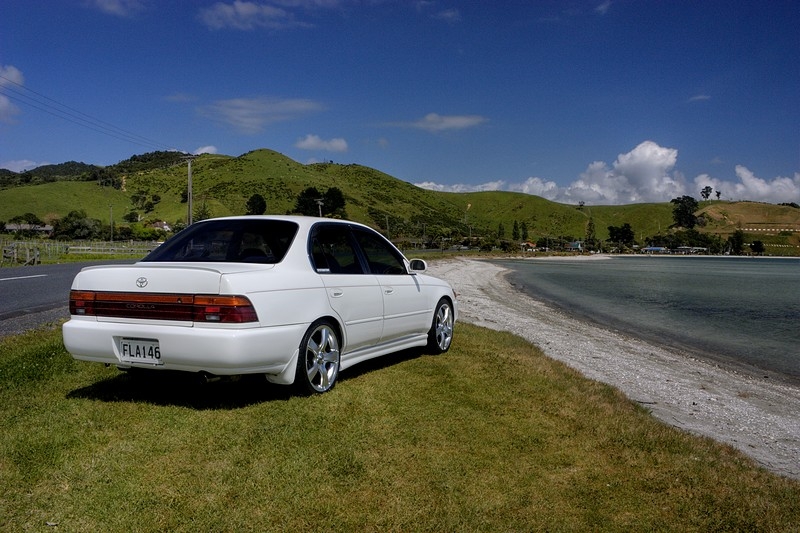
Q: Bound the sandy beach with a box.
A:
[427,257,800,481]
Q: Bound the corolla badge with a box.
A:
[136,277,148,288]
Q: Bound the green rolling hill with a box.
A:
[1,149,798,252]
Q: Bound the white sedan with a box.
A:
[62,216,457,394]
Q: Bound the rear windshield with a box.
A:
[143,219,299,264]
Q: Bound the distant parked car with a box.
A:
[63,216,457,393]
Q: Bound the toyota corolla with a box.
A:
[62,216,457,394]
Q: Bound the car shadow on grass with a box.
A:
[66,372,296,410]
[66,348,427,409]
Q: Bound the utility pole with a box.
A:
[315,199,324,217]
[183,155,197,225]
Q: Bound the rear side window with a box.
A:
[309,225,364,274]
[143,219,299,263]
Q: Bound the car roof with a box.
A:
[195,215,372,233]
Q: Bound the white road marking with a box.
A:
[0,274,49,282]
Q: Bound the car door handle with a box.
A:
[330,289,344,298]
[384,287,394,295]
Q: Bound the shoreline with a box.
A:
[427,258,800,481]
[502,265,800,388]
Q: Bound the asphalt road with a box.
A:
[0,261,134,337]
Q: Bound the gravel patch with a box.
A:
[428,258,800,480]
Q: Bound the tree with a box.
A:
[715,190,721,200]
[701,186,713,200]
[93,168,121,189]
[521,221,529,241]
[52,210,101,240]
[607,223,635,247]
[670,195,699,229]
[585,218,597,249]
[512,220,520,241]
[193,198,212,222]
[727,230,745,255]
[323,187,347,218]
[750,240,765,255]
[497,222,505,239]
[294,186,347,218]
[10,212,44,226]
[246,193,267,215]
[8,213,46,238]
[294,187,323,216]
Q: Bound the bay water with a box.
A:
[494,256,800,384]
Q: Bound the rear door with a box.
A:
[309,224,383,354]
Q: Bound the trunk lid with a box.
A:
[71,262,274,294]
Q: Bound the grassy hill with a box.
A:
[1,149,798,252]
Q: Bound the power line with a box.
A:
[0,74,175,152]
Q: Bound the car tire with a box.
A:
[296,319,341,394]
[426,298,454,354]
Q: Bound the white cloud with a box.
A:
[689,94,711,102]
[432,8,461,23]
[415,141,800,205]
[199,1,310,30]
[198,96,322,133]
[402,112,488,132]
[509,176,561,198]
[193,145,218,155]
[0,159,46,173]
[0,65,24,124]
[0,64,24,85]
[295,134,348,152]
[692,167,800,202]
[84,0,144,17]
[595,1,612,15]
[414,180,505,193]
[731,166,800,202]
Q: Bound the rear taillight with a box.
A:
[69,291,258,323]
[69,290,96,316]
[193,296,258,323]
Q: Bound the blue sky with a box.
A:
[1,0,798,204]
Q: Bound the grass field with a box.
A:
[2,323,799,531]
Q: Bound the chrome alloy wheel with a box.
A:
[301,321,341,393]
[428,299,454,354]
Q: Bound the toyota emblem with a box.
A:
[136,277,148,288]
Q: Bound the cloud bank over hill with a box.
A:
[415,141,800,205]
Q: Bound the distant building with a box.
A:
[4,223,54,236]
[641,246,668,254]
[149,221,172,232]
[675,246,708,254]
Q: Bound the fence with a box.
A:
[1,239,160,266]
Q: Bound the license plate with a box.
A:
[120,338,163,365]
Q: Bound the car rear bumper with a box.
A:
[62,317,305,377]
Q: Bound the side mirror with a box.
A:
[409,259,427,273]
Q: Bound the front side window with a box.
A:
[143,219,298,263]
[353,228,407,275]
